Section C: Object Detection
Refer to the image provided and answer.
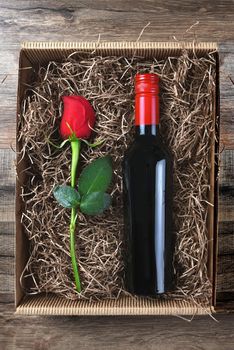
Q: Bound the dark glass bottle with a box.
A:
[123,73,175,296]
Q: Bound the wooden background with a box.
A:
[0,1,234,349]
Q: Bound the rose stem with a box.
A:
[70,138,81,292]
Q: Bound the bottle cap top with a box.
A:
[135,73,159,94]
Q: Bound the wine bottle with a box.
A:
[123,73,175,296]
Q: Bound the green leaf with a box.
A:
[80,192,111,215]
[78,156,112,196]
[53,185,80,209]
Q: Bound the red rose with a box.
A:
[60,95,95,140]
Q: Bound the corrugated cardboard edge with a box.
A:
[15,295,214,316]
[21,41,218,50]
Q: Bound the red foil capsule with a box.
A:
[135,73,160,126]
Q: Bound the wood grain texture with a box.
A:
[0,149,15,303]
[218,232,234,255]
[1,303,234,350]
[0,1,234,349]
[217,148,234,295]
[217,256,234,292]
[219,45,234,149]
[1,0,234,149]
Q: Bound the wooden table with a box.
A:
[1,1,234,349]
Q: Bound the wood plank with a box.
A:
[218,221,234,257]
[0,149,16,185]
[218,233,234,255]
[0,150,15,228]
[0,4,234,350]
[218,150,234,187]
[0,292,14,304]
[0,7,234,149]
[219,221,234,236]
[0,232,14,258]
[217,45,234,300]
[0,72,18,149]
[0,273,14,294]
[217,148,234,296]
[0,149,16,303]
[1,0,234,43]
[218,193,234,222]
[0,186,15,222]
[1,302,234,350]
[219,45,234,149]
[0,256,14,280]
[217,292,234,303]
[217,255,234,293]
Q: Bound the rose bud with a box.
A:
[60,95,95,140]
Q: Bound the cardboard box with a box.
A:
[15,41,219,315]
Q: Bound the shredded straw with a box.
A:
[18,48,216,305]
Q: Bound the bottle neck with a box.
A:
[135,91,160,130]
[135,125,159,136]
[134,73,160,135]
